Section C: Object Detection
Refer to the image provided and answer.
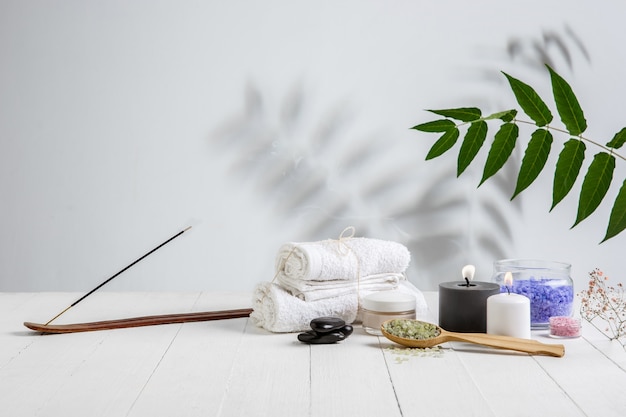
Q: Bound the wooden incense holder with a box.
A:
[24,308,253,334]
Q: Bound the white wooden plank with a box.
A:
[126,317,250,417]
[533,333,626,417]
[125,291,253,416]
[3,291,626,417]
[577,318,626,370]
[310,329,402,417]
[0,292,77,368]
[0,292,39,314]
[213,319,310,417]
[0,292,201,417]
[449,343,585,417]
[383,340,497,417]
[1,325,120,416]
[190,291,252,312]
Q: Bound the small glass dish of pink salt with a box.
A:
[549,316,581,338]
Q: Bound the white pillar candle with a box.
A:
[486,272,531,339]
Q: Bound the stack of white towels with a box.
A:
[250,235,428,332]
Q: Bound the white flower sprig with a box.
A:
[579,268,626,349]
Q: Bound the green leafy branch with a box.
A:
[412,65,626,243]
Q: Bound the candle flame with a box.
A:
[504,271,513,287]
[462,264,475,281]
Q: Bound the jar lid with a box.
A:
[362,291,416,312]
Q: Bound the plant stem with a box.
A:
[514,119,626,162]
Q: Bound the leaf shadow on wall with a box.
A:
[207,25,590,290]
[208,80,514,290]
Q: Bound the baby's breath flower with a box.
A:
[579,269,626,350]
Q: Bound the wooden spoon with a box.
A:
[381,319,564,357]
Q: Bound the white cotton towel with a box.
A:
[250,282,358,333]
[276,237,411,282]
[277,272,404,302]
[250,280,429,333]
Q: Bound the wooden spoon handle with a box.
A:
[445,333,565,357]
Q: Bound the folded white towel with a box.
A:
[276,237,410,282]
[278,272,404,302]
[250,280,429,333]
[250,282,358,333]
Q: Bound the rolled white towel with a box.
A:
[250,282,358,333]
[278,272,404,302]
[276,237,410,282]
[250,280,429,333]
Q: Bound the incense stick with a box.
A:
[44,226,192,325]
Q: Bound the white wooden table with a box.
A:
[2,291,626,417]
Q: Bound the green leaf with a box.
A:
[512,129,553,200]
[427,108,481,122]
[457,121,488,176]
[480,122,519,186]
[502,72,553,127]
[484,109,518,122]
[573,152,615,228]
[606,127,626,149]
[547,64,587,136]
[602,179,626,242]
[551,139,586,211]
[412,119,456,132]
[425,128,460,160]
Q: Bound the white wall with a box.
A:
[1,0,624,294]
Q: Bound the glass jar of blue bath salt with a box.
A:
[491,259,574,329]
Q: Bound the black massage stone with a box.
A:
[310,317,346,333]
[297,330,346,344]
[297,317,353,344]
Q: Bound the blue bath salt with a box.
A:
[500,279,574,326]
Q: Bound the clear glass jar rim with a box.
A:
[493,259,571,271]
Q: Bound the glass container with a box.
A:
[549,316,581,338]
[491,259,574,329]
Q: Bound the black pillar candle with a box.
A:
[439,281,500,333]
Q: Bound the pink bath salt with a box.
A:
[549,316,581,338]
